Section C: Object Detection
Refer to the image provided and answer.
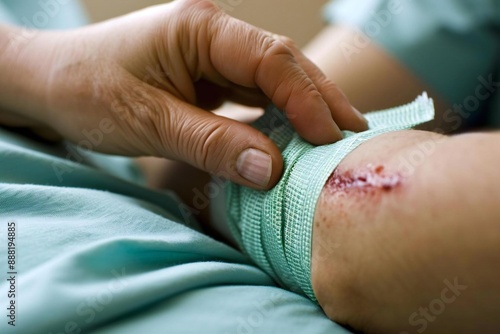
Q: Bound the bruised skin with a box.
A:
[311,130,445,331]
[312,162,410,329]
[311,131,431,325]
[315,164,405,251]
[310,130,500,334]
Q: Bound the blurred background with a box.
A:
[81,0,329,47]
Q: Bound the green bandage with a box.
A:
[226,93,435,301]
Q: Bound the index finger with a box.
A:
[204,10,344,144]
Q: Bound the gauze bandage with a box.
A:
[226,93,435,301]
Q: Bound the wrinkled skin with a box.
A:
[0,0,366,189]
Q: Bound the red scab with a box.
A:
[375,165,384,174]
[325,164,402,194]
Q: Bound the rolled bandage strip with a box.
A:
[226,93,435,301]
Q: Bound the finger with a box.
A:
[209,25,342,144]
[176,1,343,145]
[276,36,368,133]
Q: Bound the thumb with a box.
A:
[163,98,283,190]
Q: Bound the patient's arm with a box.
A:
[312,130,500,334]
[141,123,500,332]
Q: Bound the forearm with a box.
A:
[0,24,51,119]
[312,130,500,333]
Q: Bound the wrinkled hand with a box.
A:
[0,0,367,189]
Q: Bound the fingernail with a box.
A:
[237,148,272,187]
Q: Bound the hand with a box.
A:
[0,0,367,189]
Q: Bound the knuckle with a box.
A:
[320,79,344,100]
[260,34,293,59]
[321,79,340,91]
[287,71,318,100]
[277,35,297,49]
[195,121,234,172]
[296,74,318,93]
[319,79,351,108]
[268,66,318,112]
